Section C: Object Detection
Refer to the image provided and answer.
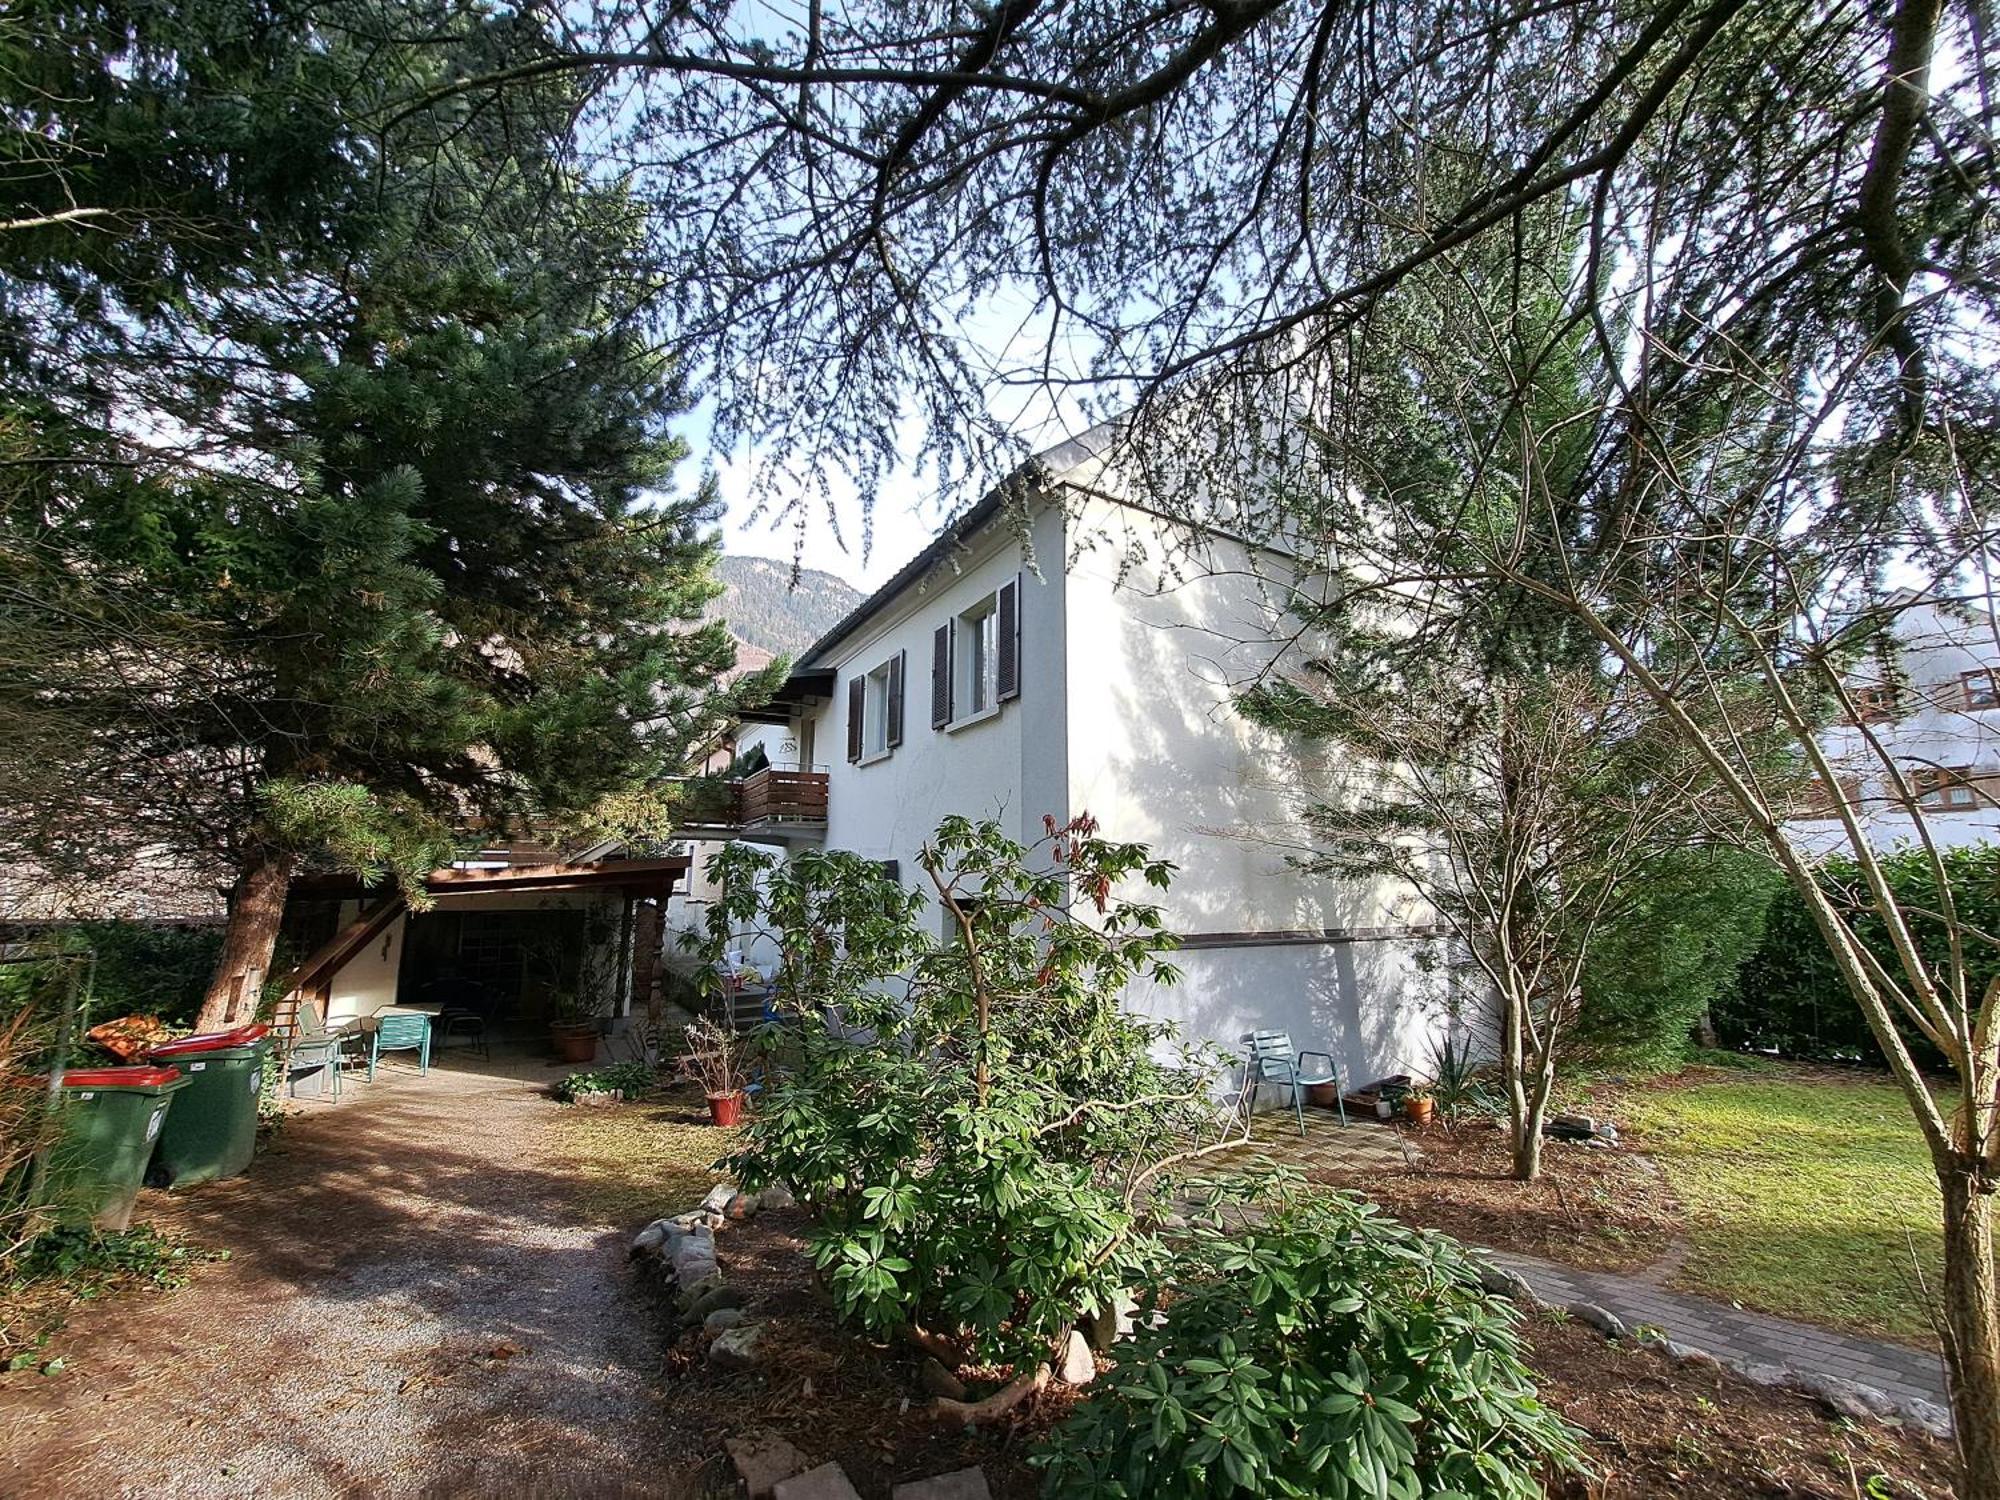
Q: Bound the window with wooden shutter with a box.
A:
[846,676,864,762]
[997,575,1021,702]
[886,650,905,747]
[931,622,952,728]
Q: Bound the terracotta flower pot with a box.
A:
[707,1090,746,1127]
[550,1022,598,1064]
[1305,1081,1342,1109]
[1404,1096,1436,1128]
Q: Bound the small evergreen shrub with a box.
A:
[1033,1192,1587,1500]
[1570,848,1781,1071]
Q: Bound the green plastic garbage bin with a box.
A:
[142,1023,271,1188]
[42,1065,190,1231]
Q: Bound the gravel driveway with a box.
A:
[0,1050,684,1498]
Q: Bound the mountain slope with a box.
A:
[709,554,865,658]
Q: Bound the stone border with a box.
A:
[1474,1263,1955,1441]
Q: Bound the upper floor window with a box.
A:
[1850,684,1899,723]
[845,651,905,764]
[1912,765,1994,812]
[932,576,1021,730]
[1963,670,2000,710]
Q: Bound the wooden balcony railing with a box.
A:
[670,767,828,836]
[739,767,829,825]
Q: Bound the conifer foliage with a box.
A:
[0,4,754,1021]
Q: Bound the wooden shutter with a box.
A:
[886,651,905,748]
[931,622,952,729]
[846,676,864,762]
[996,575,1021,702]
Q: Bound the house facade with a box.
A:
[670,433,1451,1090]
[1789,596,2000,856]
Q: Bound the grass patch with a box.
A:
[1603,1070,1948,1344]
[544,1084,744,1227]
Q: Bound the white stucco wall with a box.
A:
[1058,494,1445,1086]
[798,502,1068,898]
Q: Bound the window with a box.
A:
[1912,766,1992,811]
[932,576,1021,729]
[1850,684,1899,723]
[845,651,904,764]
[958,596,1000,717]
[1964,670,2000,710]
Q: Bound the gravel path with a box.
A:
[0,1051,685,1499]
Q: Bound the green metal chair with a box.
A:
[367,1011,432,1081]
[1243,1030,1346,1134]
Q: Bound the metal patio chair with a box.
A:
[1242,1030,1347,1135]
[367,1011,433,1080]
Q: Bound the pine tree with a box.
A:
[0,6,761,1023]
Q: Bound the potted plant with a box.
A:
[678,1016,750,1126]
[1403,1086,1436,1128]
[548,990,600,1064]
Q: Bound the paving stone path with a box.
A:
[1483,1248,1950,1409]
[1223,1111,1950,1415]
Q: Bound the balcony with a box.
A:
[671,765,829,842]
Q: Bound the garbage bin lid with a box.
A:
[146,1023,272,1058]
[56,1065,183,1089]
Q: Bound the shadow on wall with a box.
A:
[1086,554,1451,1091]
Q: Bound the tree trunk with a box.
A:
[1512,1040,1557,1181]
[1941,1164,2000,1498]
[196,846,293,1030]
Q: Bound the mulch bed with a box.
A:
[1306,1114,1684,1272]
[644,1197,1957,1500]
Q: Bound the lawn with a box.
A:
[1599,1066,1948,1344]
[544,1084,743,1226]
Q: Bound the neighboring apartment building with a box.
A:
[667,428,1451,1090]
[1789,594,2000,856]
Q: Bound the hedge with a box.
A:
[1718,845,1999,1070]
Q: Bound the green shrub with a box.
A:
[1033,1192,1587,1500]
[1721,847,1993,1068]
[1570,848,1781,1071]
[699,814,1232,1368]
[552,1061,659,1103]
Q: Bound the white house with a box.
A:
[1789,595,2000,856]
[670,430,1450,1090]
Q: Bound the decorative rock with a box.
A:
[1663,1340,1720,1372]
[1738,1361,1793,1389]
[669,1210,706,1231]
[677,1271,726,1315]
[705,1307,751,1334]
[725,1190,759,1221]
[709,1322,767,1371]
[631,1220,671,1257]
[1056,1329,1096,1386]
[702,1182,739,1214]
[891,1467,994,1500]
[1475,1263,1538,1305]
[773,1462,864,1500]
[727,1429,812,1500]
[1802,1373,1895,1422]
[1081,1291,1137,1351]
[704,1210,728,1228]
[1896,1397,1955,1440]
[918,1356,967,1401]
[669,1226,719,1285]
[684,1282,746,1322]
[761,1181,798,1210]
[1567,1302,1627,1340]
